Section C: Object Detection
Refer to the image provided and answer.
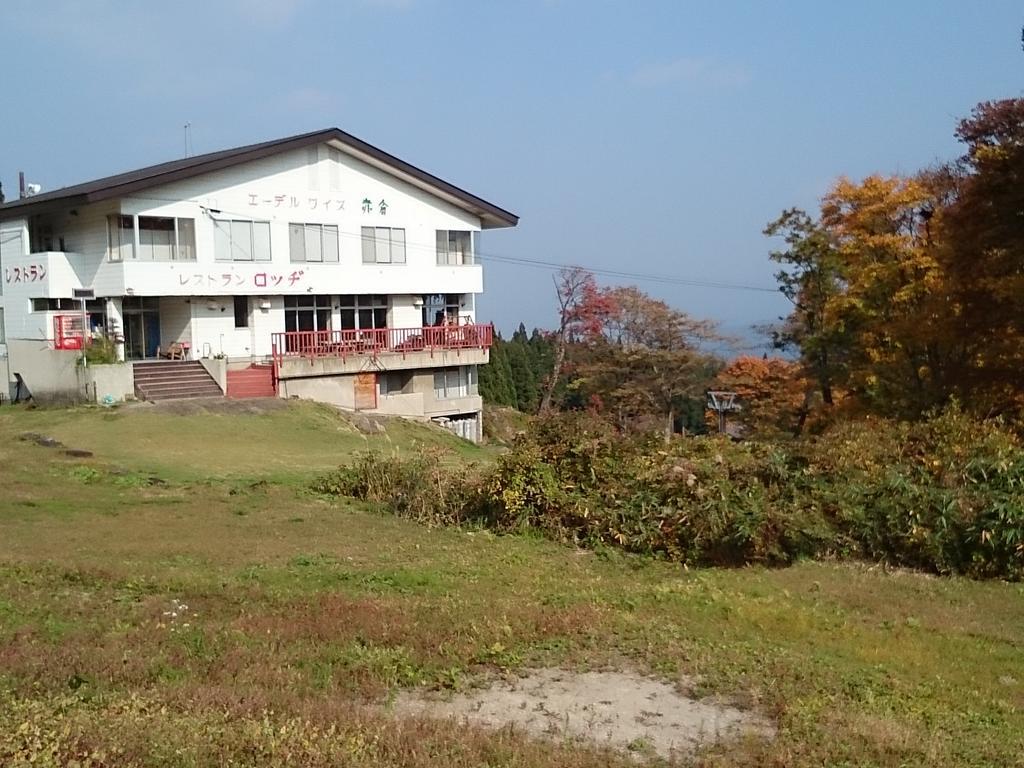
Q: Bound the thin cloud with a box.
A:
[630,57,752,89]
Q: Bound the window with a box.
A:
[378,371,410,397]
[0,308,5,344]
[233,296,249,329]
[107,215,135,262]
[433,366,477,399]
[339,294,387,330]
[361,227,405,264]
[122,296,160,311]
[214,219,271,262]
[436,230,472,265]
[289,223,339,263]
[109,216,195,262]
[32,298,78,312]
[138,216,174,261]
[284,295,331,333]
[422,293,461,327]
[85,299,107,334]
[177,219,196,261]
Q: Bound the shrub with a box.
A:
[315,408,1024,579]
[313,451,480,527]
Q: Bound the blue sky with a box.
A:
[2,0,1021,343]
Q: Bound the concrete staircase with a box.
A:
[133,361,223,401]
[226,364,276,399]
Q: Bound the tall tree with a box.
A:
[539,267,615,413]
[506,333,540,411]
[941,98,1024,413]
[479,334,517,407]
[710,356,809,437]
[573,286,720,441]
[820,174,949,414]
[764,208,846,407]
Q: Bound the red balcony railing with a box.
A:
[270,323,494,367]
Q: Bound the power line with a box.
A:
[119,194,782,295]
[476,253,780,294]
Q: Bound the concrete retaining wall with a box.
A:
[78,363,135,403]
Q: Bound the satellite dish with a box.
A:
[24,183,42,196]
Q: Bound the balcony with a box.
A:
[271,324,493,378]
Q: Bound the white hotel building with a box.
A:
[0,129,518,441]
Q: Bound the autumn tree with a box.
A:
[764,208,846,406]
[940,98,1024,413]
[571,286,720,440]
[539,267,615,412]
[767,171,961,418]
[709,356,810,437]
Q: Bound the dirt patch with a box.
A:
[392,668,774,761]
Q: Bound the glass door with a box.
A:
[122,297,161,360]
[124,314,145,360]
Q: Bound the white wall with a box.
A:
[159,297,192,348]
[1,139,509,383]
[114,144,486,297]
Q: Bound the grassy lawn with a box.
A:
[1,402,1023,766]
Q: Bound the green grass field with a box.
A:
[1,401,1023,766]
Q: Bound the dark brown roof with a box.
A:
[0,128,518,229]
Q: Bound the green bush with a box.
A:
[315,408,1024,579]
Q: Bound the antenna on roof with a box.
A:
[184,122,193,158]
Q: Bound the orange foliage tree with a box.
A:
[708,356,809,437]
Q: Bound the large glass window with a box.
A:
[32,298,78,311]
[284,295,331,333]
[109,216,195,262]
[436,230,472,265]
[361,227,406,264]
[422,293,461,327]
[177,219,196,261]
[433,366,477,399]
[214,219,271,262]
[138,216,174,261]
[339,294,387,330]
[289,223,339,263]
[107,215,135,262]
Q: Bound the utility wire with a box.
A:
[115,194,783,296]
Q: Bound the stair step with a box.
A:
[133,363,204,371]
[139,385,222,396]
[133,360,222,402]
[134,374,218,382]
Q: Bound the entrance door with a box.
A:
[122,297,162,360]
[124,314,145,360]
[144,313,161,358]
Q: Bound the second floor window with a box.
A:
[107,215,135,262]
[214,219,271,262]
[289,223,339,263]
[108,215,196,262]
[436,230,472,265]
[361,227,405,264]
